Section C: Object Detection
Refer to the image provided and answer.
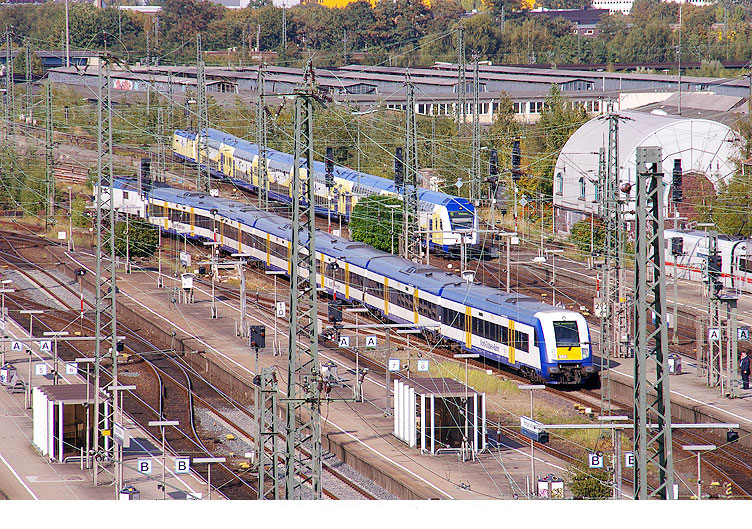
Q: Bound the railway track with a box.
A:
[0,233,378,499]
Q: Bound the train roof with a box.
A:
[146,179,563,322]
[665,228,751,243]
[179,128,474,213]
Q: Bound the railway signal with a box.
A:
[249,325,266,350]
[394,147,404,189]
[672,158,682,203]
[511,139,521,181]
[325,146,334,189]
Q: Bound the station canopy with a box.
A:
[555,110,740,195]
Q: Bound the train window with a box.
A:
[501,325,508,346]
[449,211,474,230]
[224,225,238,243]
[472,317,482,335]
[739,258,752,273]
[150,204,164,217]
[350,271,363,288]
[242,230,253,249]
[443,308,464,331]
[553,321,580,347]
[365,278,383,298]
[515,330,529,353]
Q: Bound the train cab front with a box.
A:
[537,311,597,385]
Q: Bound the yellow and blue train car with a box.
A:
[103,177,596,386]
[173,128,478,256]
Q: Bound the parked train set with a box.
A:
[100,177,597,386]
[171,128,478,256]
[666,228,752,292]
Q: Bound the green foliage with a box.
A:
[568,217,605,256]
[527,85,587,196]
[70,195,91,228]
[567,464,612,499]
[114,218,158,258]
[350,195,403,253]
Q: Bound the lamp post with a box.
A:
[107,384,137,498]
[265,270,286,356]
[148,420,180,500]
[519,384,545,497]
[43,331,68,385]
[203,239,221,319]
[545,249,564,305]
[683,444,716,500]
[192,456,226,500]
[385,204,400,255]
[20,309,43,409]
[68,186,73,251]
[232,253,252,337]
[75,357,96,470]
[454,353,480,459]
[345,307,369,400]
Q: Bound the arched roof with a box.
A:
[555,110,739,194]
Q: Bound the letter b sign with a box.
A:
[175,458,190,474]
[137,459,153,474]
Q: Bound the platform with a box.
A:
[0,313,217,500]
[55,246,580,500]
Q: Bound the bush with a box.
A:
[350,195,403,254]
[568,217,605,256]
[114,218,158,258]
[567,464,612,499]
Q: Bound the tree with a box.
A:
[350,195,403,253]
[115,218,158,258]
[528,85,587,196]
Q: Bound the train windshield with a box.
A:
[449,211,474,230]
[553,321,580,347]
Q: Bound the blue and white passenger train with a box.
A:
[101,178,596,386]
[172,128,478,256]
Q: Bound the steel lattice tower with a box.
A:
[256,63,268,211]
[470,54,480,203]
[45,81,53,230]
[24,43,31,126]
[93,60,119,486]
[706,232,722,387]
[403,77,420,262]
[456,24,466,136]
[196,34,210,193]
[633,146,674,500]
[155,107,165,183]
[258,367,279,499]
[597,146,611,415]
[285,76,323,499]
[4,30,14,146]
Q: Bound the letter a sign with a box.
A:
[38,340,52,353]
[10,341,22,352]
[365,336,377,348]
[338,336,350,348]
[708,328,721,342]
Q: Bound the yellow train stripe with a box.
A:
[266,234,271,267]
[413,289,419,324]
[509,320,515,365]
[465,306,471,349]
[287,242,291,275]
[345,263,350,299]
[384,278,389,316]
